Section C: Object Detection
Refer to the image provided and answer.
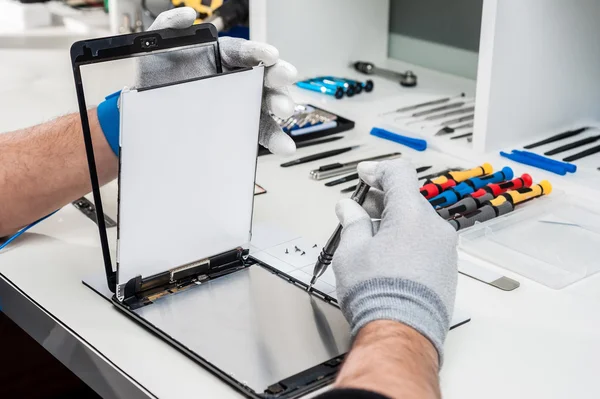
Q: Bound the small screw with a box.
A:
[312,244,317,248]
[301,251,306,256]
[295,246,301,252]
[285,248,289,254]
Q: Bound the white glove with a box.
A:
[332,158,458,363]
[136,8,298,155]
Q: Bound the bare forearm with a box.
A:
[0,110,117,236]
[335,321,441,399]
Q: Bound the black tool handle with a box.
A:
[563,143,600,162]
[319,162,344,172]
[545,135,600,156]
[524,127,588,149]
[354,61,376,75]
[280,147,353,167]
[325,173,359,187]
[449,204,499,231]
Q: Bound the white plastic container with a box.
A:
[459,194,600,289]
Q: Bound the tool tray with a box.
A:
[458,192,600,289]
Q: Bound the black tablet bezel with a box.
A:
[70,24,222,294]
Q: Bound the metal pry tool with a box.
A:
[308,180,370,291]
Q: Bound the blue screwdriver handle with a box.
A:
[500,151,567,175]
[430,167,513,208]
[512,150,577,173]
[454,166,514,197]
[370,127,427,151]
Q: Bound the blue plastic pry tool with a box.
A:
[500,151,570,175]
[370,127,427,151]
[512,150,577,173]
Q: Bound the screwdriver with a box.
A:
[382,93,466,115]
[420,177,457,199]
[471,174,533,198]
[448,181,552,231]
[428,163,493,185]
[429,167,514,208]
[419,167,462,182]
[437,175,532,219]
[309,181,370,291]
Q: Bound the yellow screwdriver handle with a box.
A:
[431,163,493,185]
[489,180,552,207]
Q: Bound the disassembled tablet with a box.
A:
[73,25,469,399]
[72,25,354,398]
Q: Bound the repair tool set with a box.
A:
[380,93,475,143]
[296,76,374,99]
[272,103,355,140]
[502,126,600,174]
[422,163,553,231]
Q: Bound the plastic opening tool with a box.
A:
[309,181,370,290]
[500,150,576,175]
[523,127,589,149]
[370,127,427,151]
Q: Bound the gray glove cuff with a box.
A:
[340,278,450,365]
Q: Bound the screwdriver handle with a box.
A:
[488,180,552,207]
[472,174,533,198]
[455,167,514,197]
[420,177,456,199]
[430,163,493,185]
[431,167,513,208]
[437,195,487,220]
[448,202,514,231]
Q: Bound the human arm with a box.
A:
[316,158,458,399]
[0,8,296,238]
[0,110,116,237]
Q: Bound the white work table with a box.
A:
[1,48,600,399]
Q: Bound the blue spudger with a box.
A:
[370,127,427,151]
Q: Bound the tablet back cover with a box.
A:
[117,67,264,286]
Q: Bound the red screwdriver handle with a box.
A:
[421,178,456,199]
[471,174,533,198]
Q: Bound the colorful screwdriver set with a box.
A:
[422,164,552,231]
[296,76,374,99]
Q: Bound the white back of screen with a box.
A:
[118,67,264,285]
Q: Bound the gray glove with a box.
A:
[136,8,298,155]
[332,158,458,363]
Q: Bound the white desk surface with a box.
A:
[1,48,600,399]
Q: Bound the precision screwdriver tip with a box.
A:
[307,276,317,291]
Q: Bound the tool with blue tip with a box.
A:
[429,167,514,208]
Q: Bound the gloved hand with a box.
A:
[332,158,458,364]
[98,7,297,155]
